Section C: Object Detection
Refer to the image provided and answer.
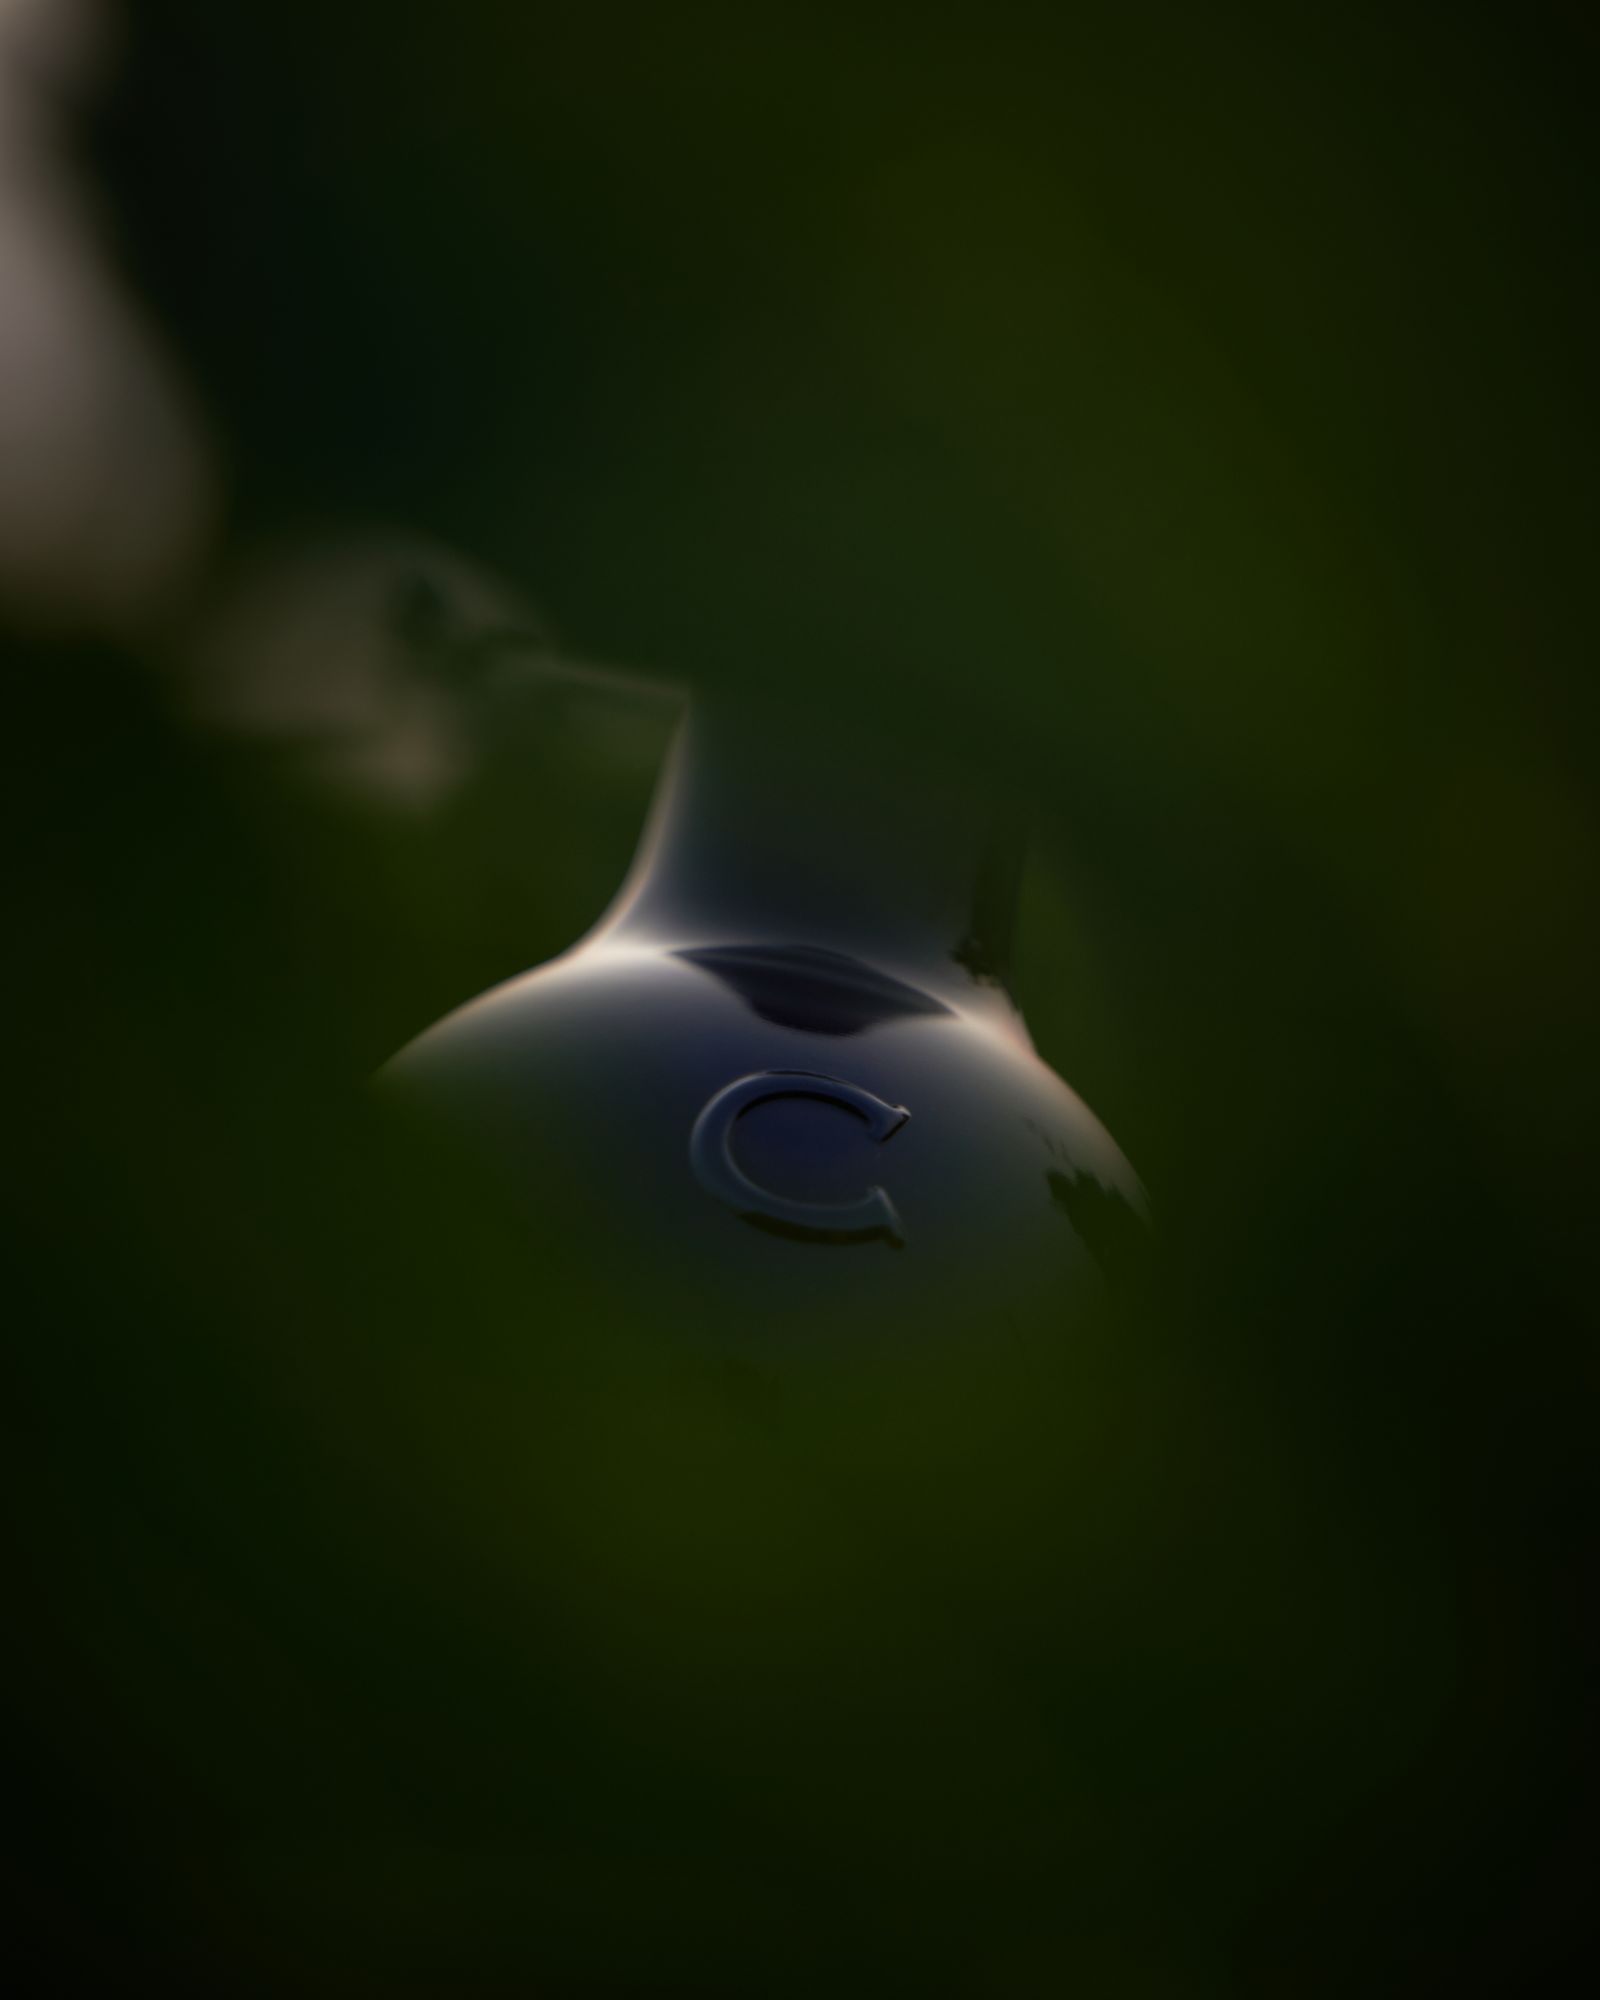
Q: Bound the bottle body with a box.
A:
[382,703,1144,1335]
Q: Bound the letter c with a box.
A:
[690,1070,910,1242]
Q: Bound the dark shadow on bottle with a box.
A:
[675,943,953,1036]
[1047,1169,1149,1282]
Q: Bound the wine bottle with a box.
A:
[382,698,1143,1334]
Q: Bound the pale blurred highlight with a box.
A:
[0,0,212,630]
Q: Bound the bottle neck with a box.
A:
[598,701,1027,1025]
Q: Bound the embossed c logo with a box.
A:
[689,1070,910,1242]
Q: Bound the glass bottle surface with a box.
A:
[382,700,1144,1333]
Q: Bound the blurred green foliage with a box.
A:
[2,0,1594,1990]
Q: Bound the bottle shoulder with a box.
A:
[379,934,1144,1314]
[392,940,1111,1139]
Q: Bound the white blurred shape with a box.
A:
[190,530,682,815]
[0,0,214,629]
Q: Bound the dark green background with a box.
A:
[3,2,1594,1991]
